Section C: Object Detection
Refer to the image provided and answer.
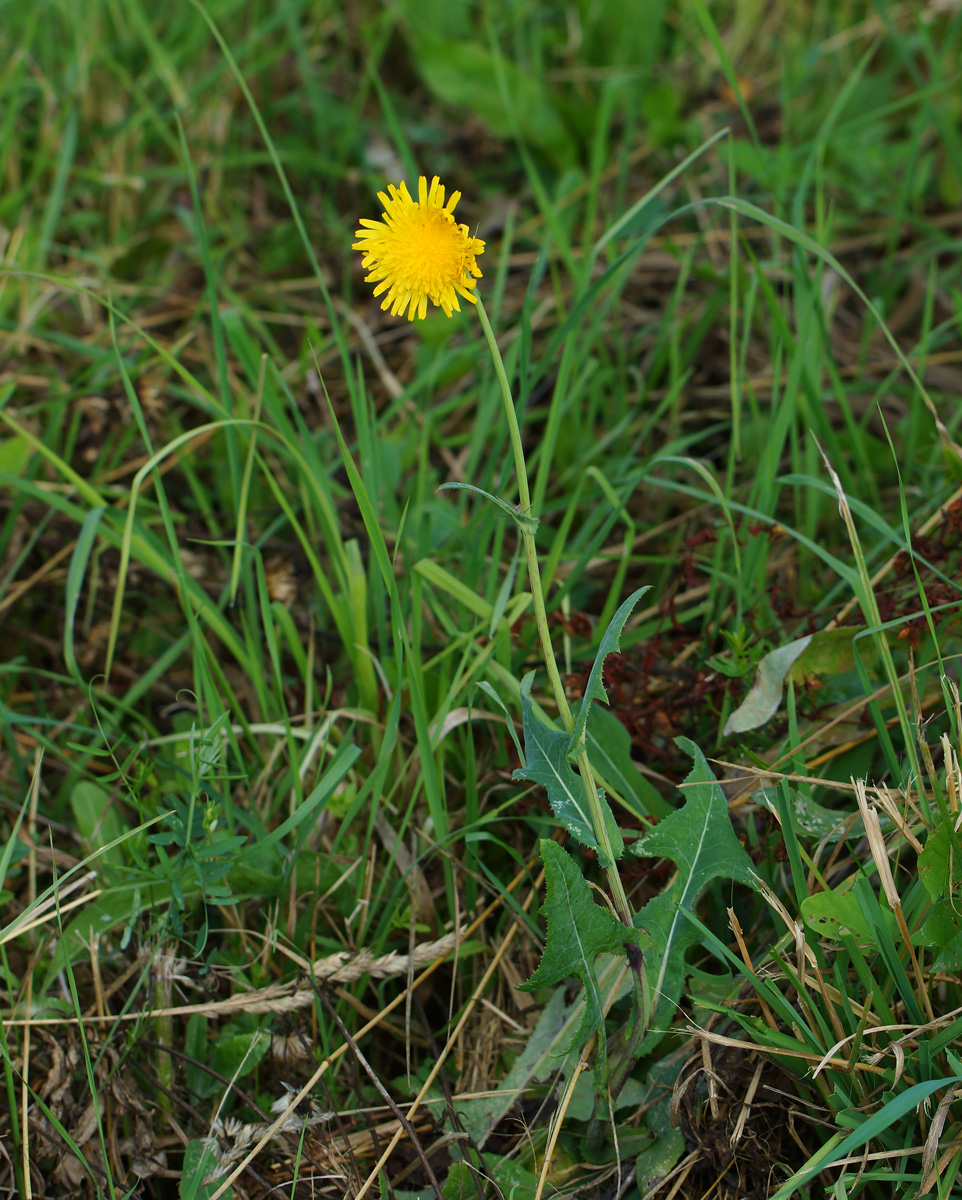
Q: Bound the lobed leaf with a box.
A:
[631,739,756,1055]
[518,839,642,1054]
[513,672,600,856]
[566,587,649,761]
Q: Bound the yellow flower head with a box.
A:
[353,175,485,321]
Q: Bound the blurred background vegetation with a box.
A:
[2,1,962,1197]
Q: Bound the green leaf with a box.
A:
[492,1158,541,1200]
[407,33,572,166]
[69,780,125,879]
[442,1160,480,1200]
[437,482,539,534]
[914,898,962,947]
[476,680,524,762]
[567,1066,654,1121]
[43,878,181,993]
[630,740,756,1054]
[913,900,962,969]
[180,1137,233,1200]
[919,820,962,902]
[518,839,640,1055]
[634,1049,688,1190]
[231,739,359,865]
[488,539,523,638]
[0,434,31,475]
[64,507,106,682]
[574,0,667,74]
[802,883,896,942]
[394,0,470,40]
[567,587,650,760]
[446,1155,543,1200]
[210,1029,270,1080]
[513,673,601,857]
[185,1014,209,1099]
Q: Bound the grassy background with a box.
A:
[3,1,962,1197]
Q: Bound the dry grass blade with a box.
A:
[853,778,934,1023]
[353,868,543,1200]
[203,853,542,1199]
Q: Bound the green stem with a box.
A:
[475,298,633,928]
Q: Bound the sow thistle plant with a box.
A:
[354,176,757,1126]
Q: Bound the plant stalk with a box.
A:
[475,298,635,928]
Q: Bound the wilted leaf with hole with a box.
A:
[723,637,811,735]
[757,785,862,843]
[802,882,898,942]
[802,888,872,940]
[724,628,886,736]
